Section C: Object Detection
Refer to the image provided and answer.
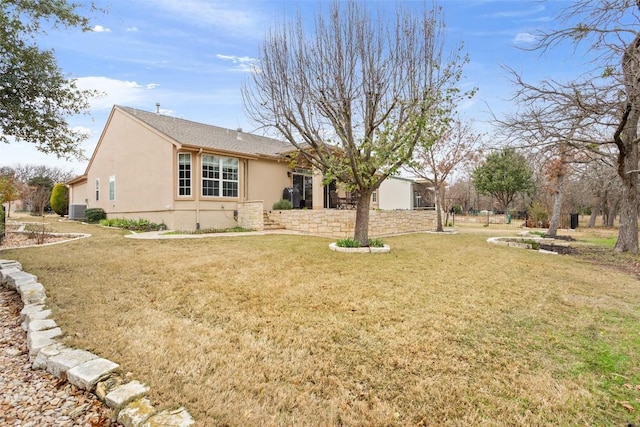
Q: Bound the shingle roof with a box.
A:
[117,105,291,157]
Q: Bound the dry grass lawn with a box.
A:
[2,217,640,426]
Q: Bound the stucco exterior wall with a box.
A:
[246,159,290,211]
[269,209,437,237]
[68,181,88,206]
[378,177,414,210]
[85,109,175,216]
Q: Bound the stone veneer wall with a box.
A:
[237,201,264,231]
[269,209,438,237]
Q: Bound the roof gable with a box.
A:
[117,106,291,157]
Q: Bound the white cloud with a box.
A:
[215,54,257,73]
[146,83,160,90]
[513,32,537,45]
[92,25,111,33]
[72,125,93,137]
[126,27,139,32]
[154,0,264,36]
[75,77,157,110]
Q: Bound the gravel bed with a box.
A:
[0,287,119,426]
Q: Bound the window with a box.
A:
[95,179,100,201]
[178,153,191,196]
[372,190,377,203]
[202,154,238,197]
[109,176,116,201]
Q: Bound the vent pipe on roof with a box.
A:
[237,128,242,140]
[155,102,160,114]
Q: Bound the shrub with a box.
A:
[527,202,549,228]
[368,238,385,248]
[272,199,293,210]
[49,182,68,216]
[336,237,385,248]
[85,208,106,223]
[165,226,254,235]
[336,237,361,248]
[99,218,167,232]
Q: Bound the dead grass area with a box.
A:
[2,219,640,426]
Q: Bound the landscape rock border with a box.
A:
[486,236,559,255]
[329,243,391,253]
[0,259,195,427]
[1,231,91,250]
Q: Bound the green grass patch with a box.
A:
[583,235,617,248]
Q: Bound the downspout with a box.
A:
[196,148,202,230]
[243,159,249,201]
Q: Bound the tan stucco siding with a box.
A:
[246,159,290,211]
[69,180,88,205]
[86,109,175,215]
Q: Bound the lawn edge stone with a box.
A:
[67,358,120,390]
[105,380,150,411]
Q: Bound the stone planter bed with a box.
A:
[329,243,391,253]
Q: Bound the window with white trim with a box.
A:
[202,154,239,197]
[95,179,100,201]
[372,190,377,203]
[109,176,116,201]
[178,153,192,196]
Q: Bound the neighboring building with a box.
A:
[67,105,425,230]
[373,176,415,210]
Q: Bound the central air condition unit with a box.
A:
[68,204,86,220]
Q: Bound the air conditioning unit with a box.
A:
[68,204,86,220]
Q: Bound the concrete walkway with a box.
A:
[124,228,307,240]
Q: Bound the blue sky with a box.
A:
[0,0,583,176]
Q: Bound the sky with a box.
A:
[0,0,587,176]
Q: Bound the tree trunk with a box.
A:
[588,205,598,227]
[353,188,373,246]
[607,199,618,227]
[546,171,564,238]
[614,124,639,252]
[434,186,443,232]
[615,33,640,253]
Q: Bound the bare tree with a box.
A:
[243,1,471,245]
[9,164,75,185]
[505,1,640,253]
[406,119,482,232]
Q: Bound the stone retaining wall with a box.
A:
[237,200,264,231]
[269,209,438,237]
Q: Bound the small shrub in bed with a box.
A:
[84,208,106,223]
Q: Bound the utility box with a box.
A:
[68,204,86,220]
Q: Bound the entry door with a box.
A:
[324,180,337,208]
[293,173,313,209]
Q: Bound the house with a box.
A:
[68,105,302,230]
[67,105,426,231]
